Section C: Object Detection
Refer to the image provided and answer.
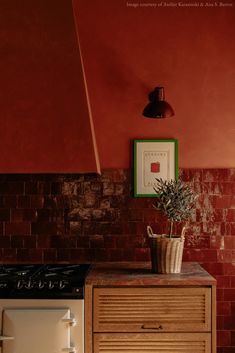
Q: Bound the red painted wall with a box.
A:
[0,0,99,173]
[75,0,235,169]
[1,1,234,172]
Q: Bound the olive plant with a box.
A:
[153,178,197,238]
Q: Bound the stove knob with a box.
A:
[17,280,24,289]
[38,280,44,289]
[48,281,54,289]
[25,280,33,289]
[0,283,7,288]
[59,280,66,289]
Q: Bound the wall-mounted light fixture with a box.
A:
[142,86,174,119]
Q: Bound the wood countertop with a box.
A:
[85,262,216,287]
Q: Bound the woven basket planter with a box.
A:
[147,226,185,274]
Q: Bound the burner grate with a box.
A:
[0,264,91,299]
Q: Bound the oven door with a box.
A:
[0,300,84,353]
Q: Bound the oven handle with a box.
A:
[62,347,76,353]
[62,318,77,327]
[0,335,15,341]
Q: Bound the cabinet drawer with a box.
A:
[93,287,211,332]
[94,333,211,353]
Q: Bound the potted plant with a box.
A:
[147,178,197,274]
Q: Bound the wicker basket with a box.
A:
[147,226,185,274]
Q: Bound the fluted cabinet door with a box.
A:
[93,287,211,332]
[94,333,211,353]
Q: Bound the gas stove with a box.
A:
[0,264,91,299]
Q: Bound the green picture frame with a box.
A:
[133,139,179,197]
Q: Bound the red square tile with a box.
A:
[218,250,233,263]
[43,249,57,262]
[230,276,235,288]
[224,316,235,330]
[216,276,231,288]
[217,316,224,330]
[217,330,231,347]
[217,302,231,316]
[29,249,43,262]
[217,288,224,301]
[5,222,31,236]
[231,331,235,346]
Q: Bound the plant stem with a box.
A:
[169,221,173,238]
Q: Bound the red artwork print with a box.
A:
[151,162,160,173]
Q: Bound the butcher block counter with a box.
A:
[85,262,216,353]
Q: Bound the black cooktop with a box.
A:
[0,264,91,299]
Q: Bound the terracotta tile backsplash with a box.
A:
[0,168,235,350]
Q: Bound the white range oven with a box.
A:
[0,264,90,353]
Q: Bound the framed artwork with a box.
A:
[133,139,178,197]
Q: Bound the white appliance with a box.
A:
[0,264,90,353]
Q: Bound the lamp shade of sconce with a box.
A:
[143,86,175,118]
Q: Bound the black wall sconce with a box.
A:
[143,86,174,119]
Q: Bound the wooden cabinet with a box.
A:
[94,333,211,353]
[85,263,216,353]
[93,287,211,332]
